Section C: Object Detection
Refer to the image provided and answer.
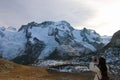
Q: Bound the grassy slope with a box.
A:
[0,59,94,80]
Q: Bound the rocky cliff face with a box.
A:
[98,30,120,75]
[110,30,120,47]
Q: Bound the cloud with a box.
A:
[0,0,95,28]
[0,0,30,27]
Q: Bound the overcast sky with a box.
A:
[0,0,120,36]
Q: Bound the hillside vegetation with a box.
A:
[0,59,94,80]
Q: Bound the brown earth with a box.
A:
[0,59,95,80]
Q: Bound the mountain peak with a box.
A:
[40,21,54,26]
[27,21,38,26]
[19,21,74,32]
[40,20,71,27]
[109,30,120,47]
[111,30,120,40]
[56,20,70,25]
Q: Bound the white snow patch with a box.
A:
[0,30,26,60]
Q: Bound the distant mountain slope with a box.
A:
[0,21,111,64]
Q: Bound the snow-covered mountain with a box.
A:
[0,21,111,64]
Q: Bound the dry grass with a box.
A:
[0,59,94,80]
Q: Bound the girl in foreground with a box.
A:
[89,57,109,80]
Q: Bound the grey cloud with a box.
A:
[0,0,95,28]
